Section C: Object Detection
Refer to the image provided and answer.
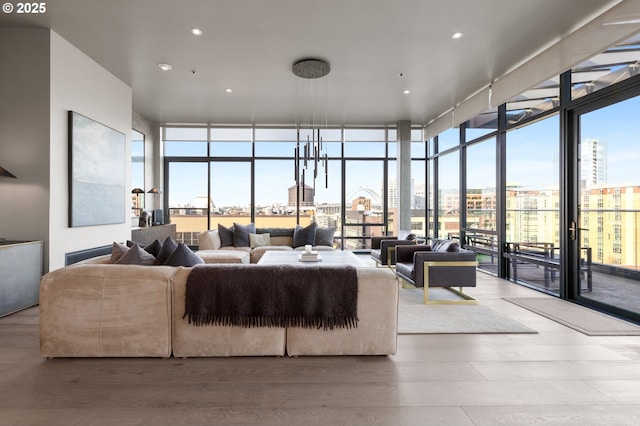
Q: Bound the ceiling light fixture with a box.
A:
[158,63,172,71]
[191,28,203,36]
[225,88,233,93]
[293,58,331,197]
[403,90,411,94]
[452,32,463,39]
[292,58,331,79]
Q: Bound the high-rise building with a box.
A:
[581,138,607,188]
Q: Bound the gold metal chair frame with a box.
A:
[420,260,478,305]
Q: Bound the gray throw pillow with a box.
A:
[156,236,178,264]
[433,240,460,252]
[233,222,255,247]
[143,239,163,258]
[294,223,317,247]
[398,230,416,241]
[114,243,158,265]
[164,243,204,267]
[315,226,336,246]
[445,240,460,252]
[109,241,129,263]
[429,239,444,252]
[218,223,234,247]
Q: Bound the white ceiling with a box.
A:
[0,0,625,126]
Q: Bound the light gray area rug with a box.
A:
[398,288,537,334]
[504,297,640,336]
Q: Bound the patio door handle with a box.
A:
[569,220,577,241]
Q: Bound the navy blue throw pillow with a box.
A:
[156,236,178,264]
[218,223,234,247]
[294,223,317,248]
[164,243,204,267]
[233,222,255,247]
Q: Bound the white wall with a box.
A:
[49,31,132,271]
[0,28,51,268]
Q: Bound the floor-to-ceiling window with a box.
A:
[574,93,640,318]
[208,128,252,231]
[168,161,208,246]
[164,127,208,245]
[254,128,300,229]
[466,137,497,273]
[436,127,460,239]
[411,130,427,238]
[427,141,435,238]
[163,125,413,250]
[131,129,145,218]
[505,115,560,294]
[422,33,640,323]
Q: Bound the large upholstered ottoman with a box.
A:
[40,264,175,358]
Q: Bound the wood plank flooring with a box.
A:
[2,271,640,425]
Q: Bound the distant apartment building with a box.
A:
[413,183,426,209]
[581,138,607,188]
[581,185,640,268]
[387,178,418,209]
[505,188,560,245]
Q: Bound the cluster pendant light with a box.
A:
[292,59,330,202]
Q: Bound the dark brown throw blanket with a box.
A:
[185,264,358,330]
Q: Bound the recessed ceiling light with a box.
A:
[452,32,463,39]
[158,63,172,71]
[403,90,411,94]
[191,28,203,36]
[225,88,233,93]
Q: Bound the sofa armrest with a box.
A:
[378,239,416,264]
[395,244,432,263]
[413,250,476,263]
[371,236,397,250]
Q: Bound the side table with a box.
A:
[0,240,43,317]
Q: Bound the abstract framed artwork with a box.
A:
[68,111,126,227]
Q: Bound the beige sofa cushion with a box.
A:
[171,268,286,357]
[198,230,222,250]
[196,250,250,264]
[250,245,294,263]
[286,267,398,356]
[39,264,176,358]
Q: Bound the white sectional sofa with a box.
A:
[39,256,398,358]
[196,225,336,264]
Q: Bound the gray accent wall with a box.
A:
[0,28,133,272]
[0,28,51,270]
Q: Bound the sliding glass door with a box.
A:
[574,94,640,318]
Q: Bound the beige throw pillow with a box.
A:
[249,233,271,248]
